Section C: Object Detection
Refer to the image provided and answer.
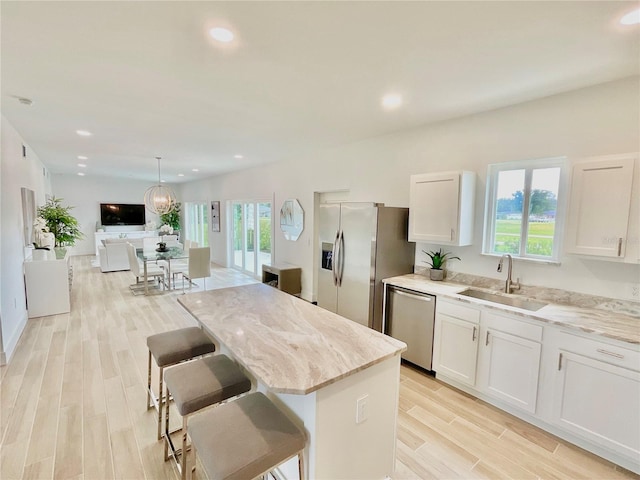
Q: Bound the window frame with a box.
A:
[483,156,568,263]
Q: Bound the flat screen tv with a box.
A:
[100,203,146,226]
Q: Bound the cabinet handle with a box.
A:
[485,331,490,346]
[472,326,477,341]
[617,238,623,257]
[597,348,624,359]
[451,228,455,241]
[558,353,563,371]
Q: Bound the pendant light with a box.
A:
[144,156,177,215]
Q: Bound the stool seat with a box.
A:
[147,327,216,367]
[164,354,252,416]
[189,392,306,480]
[162,355,252,480]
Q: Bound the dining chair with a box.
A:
[181,247,211,293]
[143,236,162,251]
[127,242,165,292]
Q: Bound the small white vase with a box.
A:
[429,269,445,281]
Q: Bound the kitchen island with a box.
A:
[178,283,406,479]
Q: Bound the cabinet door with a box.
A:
[553,350,640,459]
[433,313,479,386]
[480,329,541,413]
[409,172,460,244]
[565,156,635,257]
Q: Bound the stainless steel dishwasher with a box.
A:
[385,285,435,370]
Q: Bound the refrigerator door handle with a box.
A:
[337,230,345,287]
[332,230,340,286]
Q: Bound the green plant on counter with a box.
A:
[160,202,181,230]
[37,196,84,247]
[423,248,460,270]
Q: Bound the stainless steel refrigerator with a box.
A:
[317,203,415,332]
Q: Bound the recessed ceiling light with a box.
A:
[178,173,185,177]
[77,172,85,176]
[209,27,234,43]
[77,155,88,160]
[192,168,199,172]
[381,93,403,110]
[76,130,92,136]
[620,8,640,25]
[234,154,244,159]
[78,163,86,168]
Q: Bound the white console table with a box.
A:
[24,248,72,318]
[94,230,158,256]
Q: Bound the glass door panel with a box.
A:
[244,203,256,274]
[257,202,272,274]
[232,202,243,269]
[230,200,272,276]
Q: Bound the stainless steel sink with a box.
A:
[458,288,548,311]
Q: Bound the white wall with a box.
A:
[0,116,52,364]
[50,174,163,256]
[177,77,640,302]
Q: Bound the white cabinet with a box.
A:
[433,299,480,386]
[552,331,640,461]
[408,171,475,246]
[565,154,636,258]
[24,248,72,318]
[477,312,542,414]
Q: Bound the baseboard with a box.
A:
[1,312,28,365]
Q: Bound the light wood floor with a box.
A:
[1,255,637,480]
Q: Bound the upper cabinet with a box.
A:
[565,154,637,260]
[408,171,475,245]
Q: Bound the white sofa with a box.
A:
[98,238,144,272]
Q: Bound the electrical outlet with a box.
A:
[356,394,368,424]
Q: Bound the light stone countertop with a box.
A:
[178,283,406,395]
[384,274,640,345]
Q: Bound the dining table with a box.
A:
[136,245,188,295]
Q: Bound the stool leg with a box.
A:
[147,350,152,410]
[299,451,305,480]
[181,415,188,480]
[157,365,164,440]
[164,386,171,461]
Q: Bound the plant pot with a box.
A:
[429,269,445,281]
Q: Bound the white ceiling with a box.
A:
[2,1,638,183]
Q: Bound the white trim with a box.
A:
[1,312,28,365]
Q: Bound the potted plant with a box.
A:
[37,196,84,247]
[160,202,181,236]
[423,248,460,281]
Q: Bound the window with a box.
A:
[483,157,567,261]
[184,202,209,246]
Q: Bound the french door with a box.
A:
[231,200,272,276]
[184,202,209,246]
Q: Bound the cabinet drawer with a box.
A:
[437,299,480,323]
[483,311,543,342]
[558,331,640,371]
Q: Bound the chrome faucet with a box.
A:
[497,254,520,294]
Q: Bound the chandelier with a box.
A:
[144,157,177,215]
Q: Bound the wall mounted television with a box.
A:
[100,203,146,226]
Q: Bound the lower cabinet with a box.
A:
[433,300,480,387]
[431,296,640,473]
[477,312,542,414]
[552,333,640,461]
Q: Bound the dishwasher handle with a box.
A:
[391,289,433,302]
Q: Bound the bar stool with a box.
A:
[189,392,307,480]
[147,327,216,440]
[163,354,252,480]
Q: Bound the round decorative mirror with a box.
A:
[280,199,304,241]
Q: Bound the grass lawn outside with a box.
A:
[494,220,555,256]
